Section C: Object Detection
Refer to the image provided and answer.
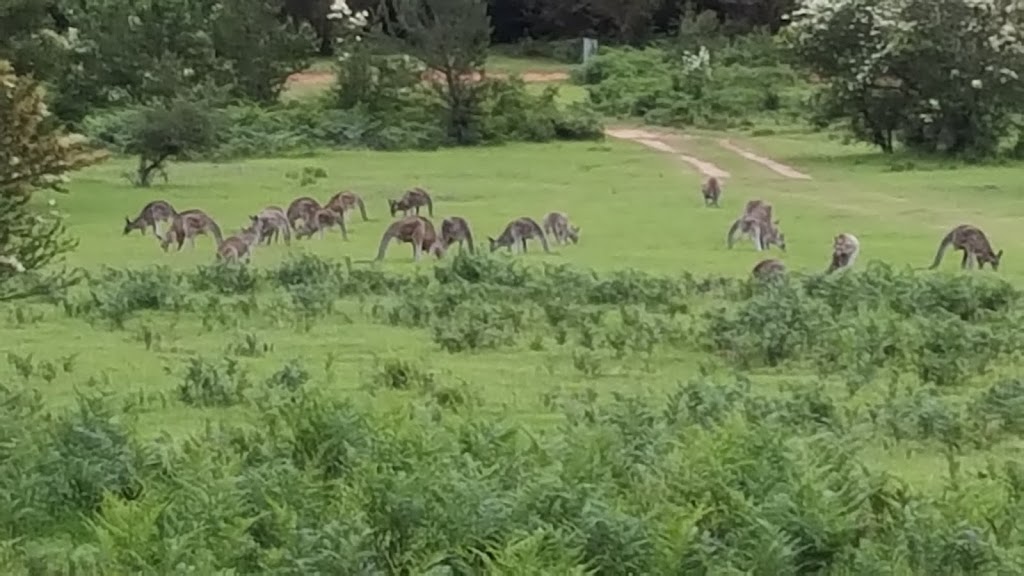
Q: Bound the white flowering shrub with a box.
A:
[786,0,1024,157]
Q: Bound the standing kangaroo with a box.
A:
[489,217,550,254]
[286,196,322,231]
[388,187,433,217]
[701,177,722,207]
[929,224,1003,271]
[727,200,786,252]
[440,216,475,254]
[161,209,224,252]
[216,219,265,264]
[124,200,177,237]
[252,206,292,246]
[752,258,786,280]
[325,191,369,222]
[542,211,580,245]
[375,216,444,262]
[826,233,860,274]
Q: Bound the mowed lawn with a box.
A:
[6,131,1024,489]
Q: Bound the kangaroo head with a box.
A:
[993,249,1004,270]
[568,226,580,244]
[388,199,399,216]
[123,217,132,235]
[776,232,787,252]
[488,237,498,252]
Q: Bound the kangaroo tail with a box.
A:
[209,220,224,247]
[464,221,475,255]
[928,230,956,270]
[726,218,743,248]
[356,196,368,221]
[339,214,349,240]
[375,223,399,262]
[425,193,433,217]
[280,215,292,245]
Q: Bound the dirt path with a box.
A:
[286,69,570,91]
[604,128,731,179]
[717,139,812,180]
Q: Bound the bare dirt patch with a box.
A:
[717,138,812,180]
[604,128,731,180]
[284,69,570,92]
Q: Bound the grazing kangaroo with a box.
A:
[251,206,291,246]
[489,217,550,254]
[701,176,722,207]
[929,224,1003,271]
[388,187,433,217]
[542,211,580,245]
[160,209,224,252]
[216,219,264,264]
[124,200,177,237]
[826,233,860,274]
[727,200,785,251]
[440,216,475,254]
[296,208,348,240]
[325,191,369,222]
[375,216,444,262]
[286,196,322,231]
[752,258,786,279]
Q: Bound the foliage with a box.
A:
[121,97,223,186]
[576,45,805,129]
[786,0,1024,158]
[388,0,492,144]
[0,60,100,301]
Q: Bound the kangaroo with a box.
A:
[701,176,722,207]
[752,258,786,280]
[296,208,348,240]
[325,191,369,222]
[160,209,224,252]
[929,224,1003,271]
[252,206,291,246]
[388,187,433,217]
[826,233,860,274]
[489,217,550,254]
[542,211,580,245]
[375,216,444,262]
[286,196,322,231]
[216,219,265,264]
[727,200,785,251]
[124,200,177,237]
[440,216,475,254]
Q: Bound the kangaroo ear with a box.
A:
[998,249,1004,259]
[125,217,130,224]
[774,220,780,225]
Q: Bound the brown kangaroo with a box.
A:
[388,187,433,217]
[929,224,1003,271]
[826,233,860,274]
[124,200,177,237]
[286,196,322,231]
[542,211,580,245]
[440,216,475,254]
[325,190,369,222]
[701,176,722,207]
[216,219,264,264]
[726,200,786,252]
[296,208,348,241]
[250,206,292,246]
[752,258,786,279]
[375,216,444,262]
[161,209,224,252]
[489,217,550,254]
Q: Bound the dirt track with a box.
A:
[286,69,570,91]
[604,127,811,181]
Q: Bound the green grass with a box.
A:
[6,130,1024,490]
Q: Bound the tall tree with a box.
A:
[0,60,102,300]
[389,0,491,144]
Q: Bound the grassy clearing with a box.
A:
[6,129,1024,492]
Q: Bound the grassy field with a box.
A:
[7,53,1024,500]
[6,121,1024,492]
